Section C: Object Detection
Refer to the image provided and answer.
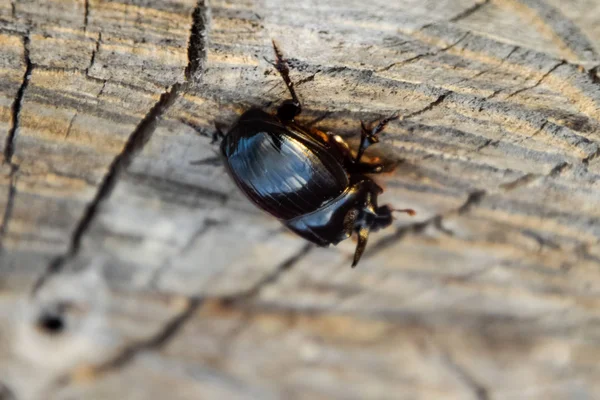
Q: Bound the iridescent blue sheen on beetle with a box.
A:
[220,42,414,267]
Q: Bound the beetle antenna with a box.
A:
[352,226,370,267]
[391,208,416,216]
[270,40,302,112]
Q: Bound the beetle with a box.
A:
[219,42,415,267]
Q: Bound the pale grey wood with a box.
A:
[1,0,600,399]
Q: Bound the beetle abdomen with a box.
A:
[222,118,348,220]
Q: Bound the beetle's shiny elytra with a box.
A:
[220,41,415,267]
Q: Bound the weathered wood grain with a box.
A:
[1,0,600,399]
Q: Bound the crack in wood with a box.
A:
[36,65,158,95]
[185,0,207,82]
[548,161,570,176]
[5,33,31,164]
[33,0,209,293]
[589,65,600,85]
[499,161,569,192]
[451,46,519,87]
[582,147,600,165]
[83,0,90,32]
[449,0,491,23]
[63,113,78,140]
[505,61,566,99]
[401,92,449,120]
[221,243,314,306]
[56,297,202,387]
[366,190,486,256]
[442,351,489,400]
[85,32,101,76]
[0,33,31,253]
[0,167,18,251]
[499,173,537,191]
[34,83,182,292]
[377,33,470,73]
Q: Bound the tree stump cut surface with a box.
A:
[1,0,600,399]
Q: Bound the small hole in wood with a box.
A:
[37,313,65,334]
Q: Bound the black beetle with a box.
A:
[219,42,415,267]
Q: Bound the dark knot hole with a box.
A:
[37,312,65,334]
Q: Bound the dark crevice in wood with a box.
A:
[5,32,31,164]
[264,53,598,148]
[377,33,469,72]
[185,0,207,82]
[61,298,202,382]
[475,138,495,152]
[83,0,90,32]
[221,243,314,305]
[442,352,489,400]
[402,92,449,120]
[1,33,31,253]
[52,66,157,95]
[295,73,318,86]
[499,173,537,192]
[34,84,182,293]
[457,190,486,214]
[522,229,561,251]
[500,161,571,191]
[366,189,486,256]
[86,32,101,75]
[548,161,570,177]
[582,147,600,165]
[449,0,491,23]
[98,80,107,97]
[505,61,566,99]
[451,46,519,87]
[0,167,18,250]
[32,65,163,95]
[63,112,77,139]
[589,65,600,85]
[515,120,548,144]
[34,0,210,293]
[10,1,16,19]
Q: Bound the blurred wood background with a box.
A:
[1,0,600,398]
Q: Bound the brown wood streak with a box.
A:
[408,27,600,123]
[493,0,598,62]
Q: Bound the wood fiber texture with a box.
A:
[1,0,600,399]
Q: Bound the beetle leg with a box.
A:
[189,155,221,166]
[343,209,359,238]
[212,123,225,145]
[270,40,303,121]
[355,114,399,164]
[352,226,370,267]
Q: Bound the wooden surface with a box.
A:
[1,0,600,398]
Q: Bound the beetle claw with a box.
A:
[352,226,370,267]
